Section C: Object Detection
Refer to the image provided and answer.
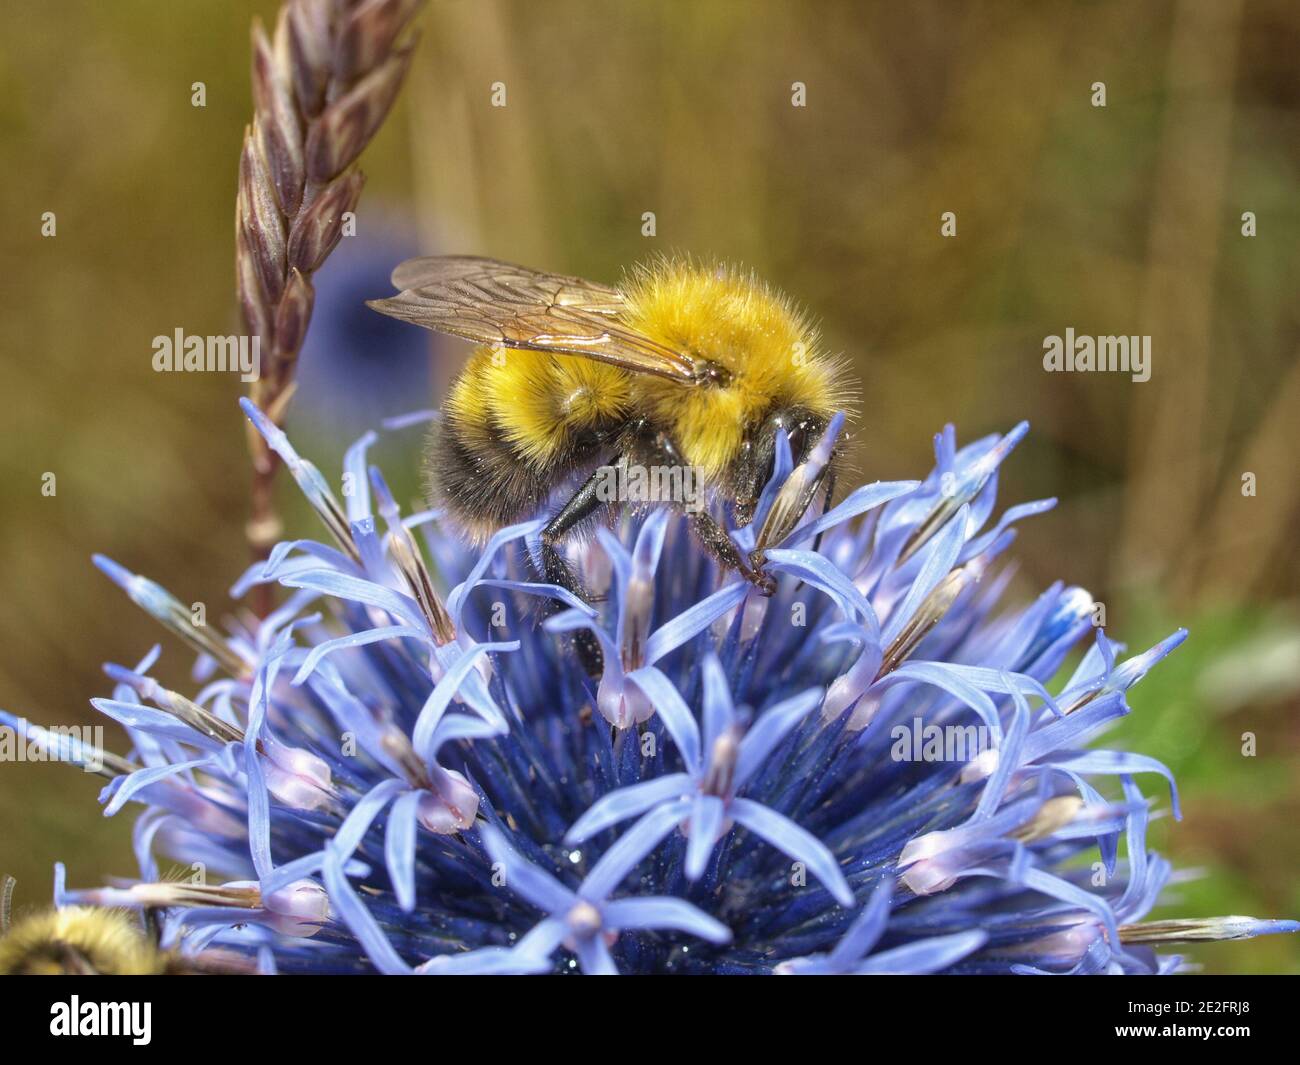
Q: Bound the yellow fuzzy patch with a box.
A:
[444,352,495,441]
[480,348,631,465]
[0,907,163,974]
[619,258,844,477]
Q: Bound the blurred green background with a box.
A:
[1,0,1296,973]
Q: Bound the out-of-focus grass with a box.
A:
[1,1,1296,971]
[1117,598,1300,974]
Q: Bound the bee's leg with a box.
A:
[540,467,613,675]
[631,429,777,596]
[688,510,777,596]
[820,463,838,513]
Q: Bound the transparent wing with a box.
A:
[388,255,624,313]
[367,256,699,383]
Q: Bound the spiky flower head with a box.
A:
[7,408,1295,975]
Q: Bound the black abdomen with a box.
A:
[424,413,555,541]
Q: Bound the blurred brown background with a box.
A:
[0,0,1296,972]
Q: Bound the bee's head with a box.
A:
[622,258,847,481]
[731,407,829,528]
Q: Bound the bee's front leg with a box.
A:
[689,510,777,597]
[630,428,776,596]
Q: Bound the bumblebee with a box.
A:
[368,256,850,602]
[0,904,170,975]
[0,907,256,975]
[0,874,259,975]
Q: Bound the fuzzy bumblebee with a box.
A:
[0,903,258,975]
[0,906,169,975]
[369,256,852,605]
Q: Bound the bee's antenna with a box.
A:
[1,875,15,933]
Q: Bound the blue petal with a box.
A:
[625,666,701,774]
[291,625,429,686]
[447,520,545,623]
[581,799,692,901]
[546,607,621,664]
[332,778,407,862]
[322,850,411,975]
[91,699,223,752]
[644,580,750,665]
[433,640,512,730]
[781,480,920,548]
[412,641,516,761]
[734,687,823,789]
[699,653,736,750]
[342,430,378,524]
[573,935,619,975]
[418,945,552,975]
[880,504,968,646]
[730,797,854,908]
[958,498,1056,564]
[261,851,327,895]
[595,527,633,600]
[829,878,893,965]
[632,509,670,577]
[478,823,575,914]
[0,711,118,773]
[244,743,273,879]
[740,428,795,546]
[382,409,439,430]
[878,662,1002,743]
[513,917,568,965]
[603,896,732,944]
[474,578,596,616]
[1022,692,1126,761]
[131,812,167,883]
[763,549,874,621]
[853,929,987,974]
[430,712,506,753]
[907,662,1061,718]
[102,758,208,817]
[283,569,424,630]
[385,789,421,913]
[971,678,1031,820]
[684,794,727,880]
[565,774,693,844]
[1020,866,1120,951]
[1046,750,1181,820]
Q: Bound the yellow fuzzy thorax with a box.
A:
[0,906,164,975]
[618,258,841,477]
[446,258,843,480]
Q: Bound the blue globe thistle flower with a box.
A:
[7,407,1295,976]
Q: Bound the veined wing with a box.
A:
[367,256,699,383]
